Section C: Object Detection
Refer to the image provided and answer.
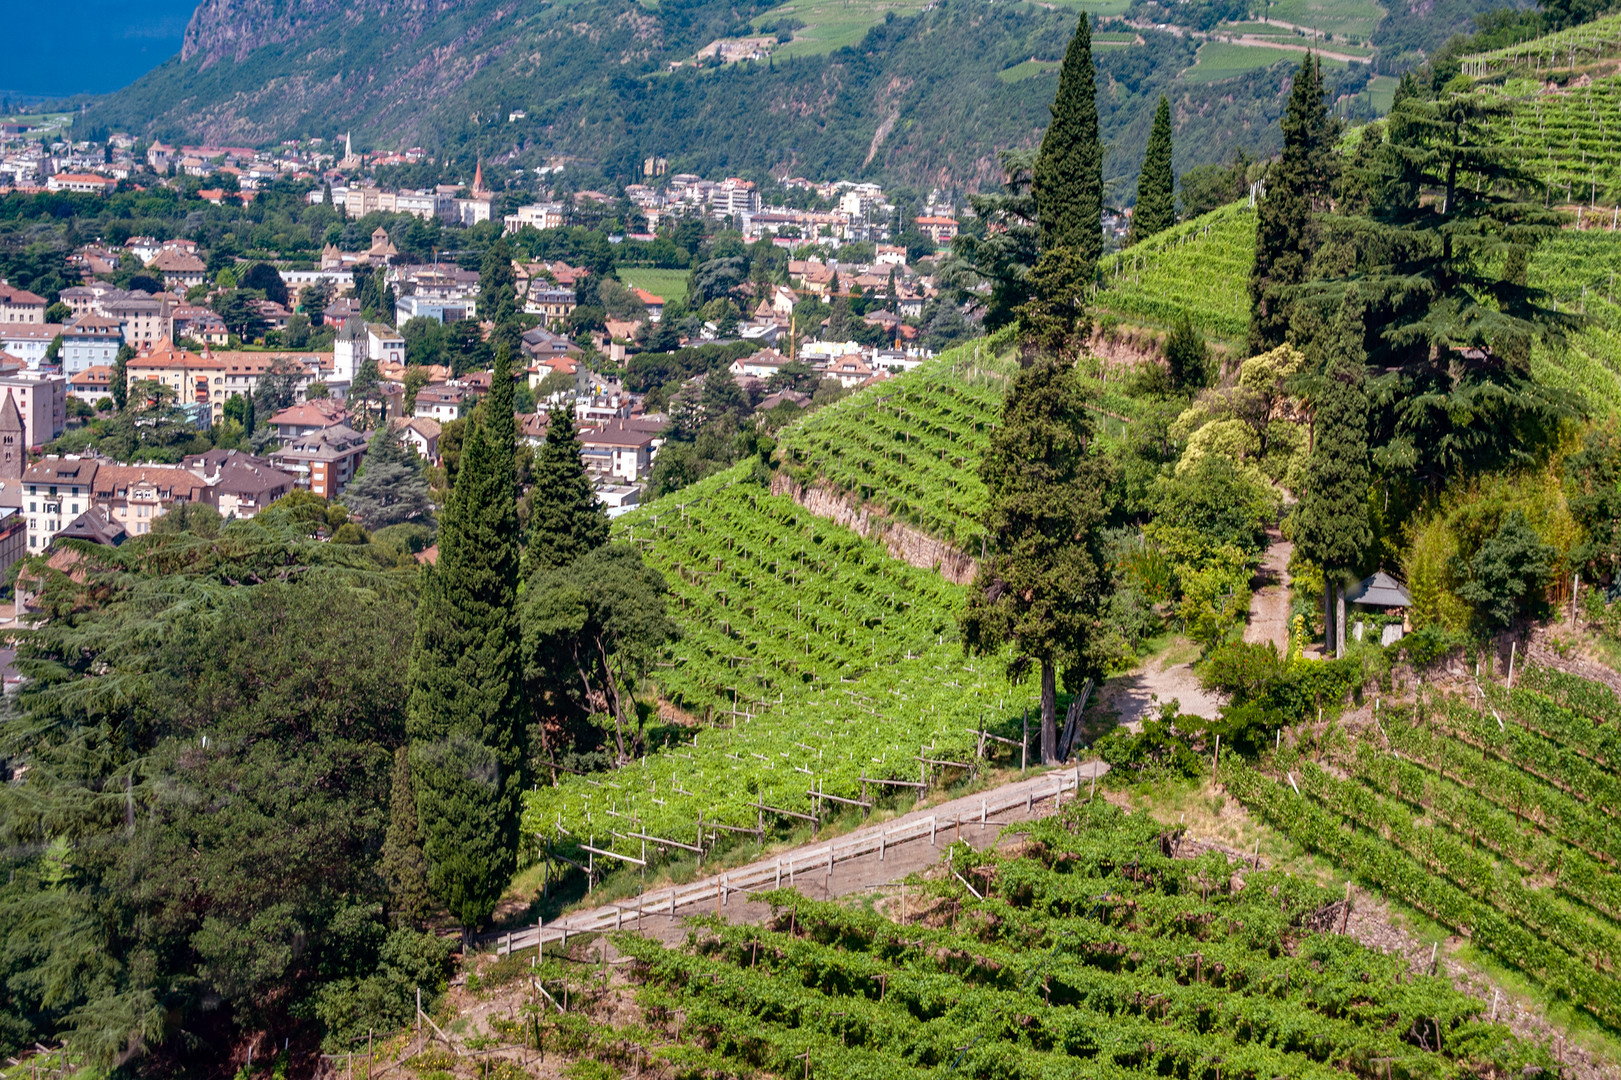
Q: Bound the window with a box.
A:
[28,502,33,512]
[70,504,77,514]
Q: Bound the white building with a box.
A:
[503,203,566,233]
[60,316,123,375]
[333,317,404,382]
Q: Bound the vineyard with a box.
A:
[1093,200,1256,345]
[776,332,1015,549]
[522,464,1035,864]
[594,801,1556,1079]
[1460,11,1621,77]
[1483,73,1621,210]
[1229,662,1621,1032]
[1528,228,1621,410]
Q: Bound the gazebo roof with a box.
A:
[1346,570,1412,608]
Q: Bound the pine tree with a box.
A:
[344,422,433,528]
[379,747,433,925]
[962,271,1111,764]
[1132,97,1176,243]
[1295,297,1371,655]
[405,347,523,932]
[1248,55,1337,353]
[1032,13,1104,267]
[527,405,608,573]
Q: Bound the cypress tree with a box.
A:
[1132,97,1176,243]
[379,747,433,925]
[405,347,523,933]
[1248,55,1337,354]
[962,269,1111,764]
[527,405,608,572]
[1295,297,1371,655]
[1032,14,1104,267]
[112,343,133,412]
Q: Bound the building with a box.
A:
[632,288,665,323]
[267,399,351,439]
[69,365,114,403]
[0,325,62,369]
[709,178,760,217]
[104,291,173,349]
[147,250,208,290]
[503,203,566,232]
[270,423,369,497]
[60,315,123,375]
[395,294,475,325]
[333,318,404,382]
[21,456,98,552]
[0,372,68,449]
[181,449,296,518]
[914,216,960,245]
[397,417,442,463]
[527,287,577,323]
[92,464,207,538]
[124,340,230,423]
[46,173,116,195]
[579,419,658,482]
[0,281,47,324]
[413,384,467,422]
[0,507,26,577]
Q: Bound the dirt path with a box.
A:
[1093,649,1227,726]
[1245,534,1293,656]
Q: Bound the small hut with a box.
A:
[1345,571,1412,647]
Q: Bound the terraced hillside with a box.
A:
[1529,227,1621,411]
[609,802,1557,1078]
[522,465,1032,855]
[1094,200,1257,345]
[1230,663,1621,1030]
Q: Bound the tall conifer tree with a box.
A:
[1132,97,1176,243]
[405,347,522,932]
[1248,55,1337,353]
[1295,298,1371,655]
[527,406,609,572]
[1032,14,1104,267]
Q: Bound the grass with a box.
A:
[1040,0,1133,14]
[997,59,1062,82]
[616,267,689,307]
[1367,73,1399,111]
[1259,0,1384,39]
[749,0,932,58]
[1182,41,1347,84]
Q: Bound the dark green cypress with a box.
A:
[527,406,609,573]
[1132,97,1176,243]
[1295,297,1371,650]
[1032,14,1104,267]
[1248,55,1337,353]
[405,346,523,932]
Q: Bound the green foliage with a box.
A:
[1454,509,1555,629]
[526,408,610,573]
[1249,54,1336,353]
[344,421,435,529]
[405,349,523,931]
[1293,297,1371,574]
[1131,96,1176,242]
[1565,418,1621,580]
[1033,15,1104,266]
[1095,200,1256,343]
[613,800,1552,1078]
[962,352,1112,762]
[1161,313,1210,391]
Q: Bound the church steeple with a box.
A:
[0,389,24,481]
[473,156,485,196]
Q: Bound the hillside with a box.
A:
[82,0,1466,192]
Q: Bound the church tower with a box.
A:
[0,390,24,481]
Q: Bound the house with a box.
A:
[527,287,576,323]
[267,399,352,439]
[0,324,65,368]
[0,281,47,324]
[520,326,581,366]
[0,507,27,577]
[147,250,208,290]
[756,388,810,412]
[46,173,116,195]
[52,506,124,548]
[181,449,295,518]
[60,315,123,375]
[69,365,114,403]
[91,464,208,538]
[579,419,659,482]
[413,384,467,422]
[398,417,442,463]
[826,354,875,387]
[516,412,550,446]
[124,340,230,423]
[270,423,369,497]
[171,304,229,346]
[914,216,960,245]
[632,288,665,323]
[104,291,173,349]
[210,351,330,408]
[503,203,567,232]
[0,371,68,449]
[21,455,99,552]
[729,349,797,380]
[395,294,475,325]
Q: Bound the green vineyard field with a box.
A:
[604,801,1556,1079]
[1094,200,1256,344]
[1230,665,1621,1030]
